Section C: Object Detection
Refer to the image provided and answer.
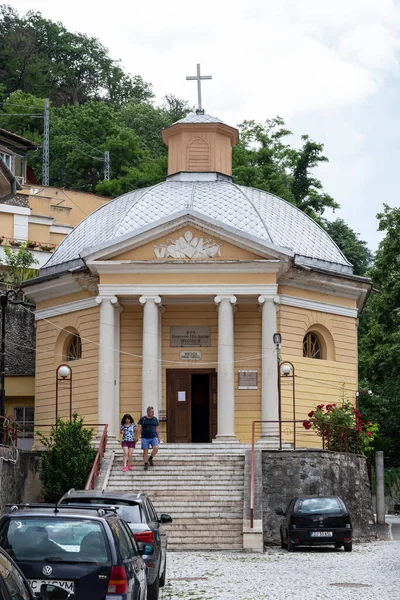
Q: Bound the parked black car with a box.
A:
[59,489,172,600]
[276,496,353,552]
[0,504,150,599]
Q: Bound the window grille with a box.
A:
[67,335,82,361]
[303,332,322,359]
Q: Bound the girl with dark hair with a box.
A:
[120,414,136,472]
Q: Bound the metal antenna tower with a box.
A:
[104,151,110,181]
[42,98,50,186]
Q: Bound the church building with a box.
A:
[23,93,371,446]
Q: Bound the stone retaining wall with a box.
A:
[0,448,43,513]
[262,450,375,546]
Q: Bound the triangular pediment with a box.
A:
[109,226,263,261]
[82,211,294,268]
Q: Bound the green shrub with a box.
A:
[38,413,97,502]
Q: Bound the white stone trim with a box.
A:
[50,224,74,235]
[29,215,54,226]
[280,294,358,318]
[24,274,84,302]
[91,260,280,275]
[99,284,278,297]
[35,297,98,320]
[0,204,30,216]
[13,214,29,240]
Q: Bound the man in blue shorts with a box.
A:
[137,406,160,471]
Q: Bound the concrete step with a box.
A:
[168,542,243,550]
[165,518,243,526]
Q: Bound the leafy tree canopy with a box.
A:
[232,119,339,220]
[323,219,372,276]
[358,204,400,465]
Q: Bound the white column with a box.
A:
[96,295,120,437]
[258,295,280,438]
[214,295,237,441]
[114,304,123,437]
[139,295,162,417]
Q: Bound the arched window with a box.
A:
[66,334,82,361]
[303,332,322,359]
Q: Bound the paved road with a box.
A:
[161,542,400,600]
[387,515,400,541]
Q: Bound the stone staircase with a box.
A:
[97,443,247,551]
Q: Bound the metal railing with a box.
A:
[85,424,108,490]
[249,419,360,528]
[0,415,19,447]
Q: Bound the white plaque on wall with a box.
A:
[170,326,211,347]
[180,351,202,361]
[238,370,258,389]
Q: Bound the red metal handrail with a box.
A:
[249,419,359,528]
[85,424,108,491]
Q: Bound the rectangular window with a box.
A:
[0,517,110,564]
[0,152,12,169]
[296,498,342,515]
[14,407,34,440]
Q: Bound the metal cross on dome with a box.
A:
[186,64,212,113]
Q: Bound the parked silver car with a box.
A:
[59,489,172,600]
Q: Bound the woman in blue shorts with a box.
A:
[120,414,136,472]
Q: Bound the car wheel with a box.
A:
[159,557,167,588]
[147,575,160,600]
[344,541,353,552]
[287,539,296,552]
[334,543,342,549]
[280,531,287,549]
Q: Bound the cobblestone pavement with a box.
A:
[160,542,400,600]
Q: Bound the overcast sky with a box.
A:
[9,0,400,251]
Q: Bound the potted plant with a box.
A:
[9,239,21,247]
[0,237,4,245]
[39,244,53,252]
[26,240,37,249]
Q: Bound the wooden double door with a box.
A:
[166,369,217,443]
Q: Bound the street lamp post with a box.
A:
[55,364,73,425]
[278,361,296,449]
[0,288,34,443]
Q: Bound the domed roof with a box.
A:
[44,179,352,275]
[173,112,224,125]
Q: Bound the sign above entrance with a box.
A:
[154,230,221,259]
[180,351,202,360]
[238,370,258,390]
[171,326,211,347]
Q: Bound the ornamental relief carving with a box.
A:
[154,230,222,260]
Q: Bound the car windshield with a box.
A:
[0,517,110,564]
[296,498,343,515]
[64,498,143,523]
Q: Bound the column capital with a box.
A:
[139,295,162,306]
[258,295,280,306]
[96,295,120,307]
[214,295,237,306]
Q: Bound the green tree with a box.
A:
[38,413,97,502]
[0,243,38,286]
[0,5,153,105]
[358,204,400,465]
[323,219,372,276]
[232,118,339,219]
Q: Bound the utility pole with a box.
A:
[42,98,50,186]
[104,151,110,181]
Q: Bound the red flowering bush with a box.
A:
[302,400,378,455]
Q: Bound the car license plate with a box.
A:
[28,579,75,594]
[310,531,333,537]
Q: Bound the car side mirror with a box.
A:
[139,544,154,556]
[275,508,285,516]
[41,584,72,599]
[159,513,173,524]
